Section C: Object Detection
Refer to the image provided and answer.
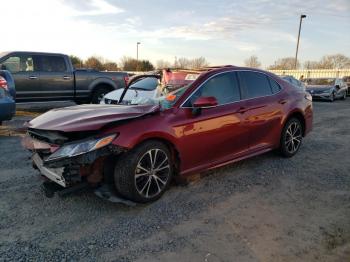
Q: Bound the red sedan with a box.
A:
[24,66,313,203]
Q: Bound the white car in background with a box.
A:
[100,76,162,105]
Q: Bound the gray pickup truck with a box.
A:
[0,51,128,103]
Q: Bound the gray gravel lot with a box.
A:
[0,100,350,261]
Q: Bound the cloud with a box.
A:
[60,0,124,16]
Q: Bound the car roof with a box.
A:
[0,51,67,57]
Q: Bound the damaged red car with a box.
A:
[23,66,313,203]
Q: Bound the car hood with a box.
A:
[306,85,333,91]
[27,104,160,132]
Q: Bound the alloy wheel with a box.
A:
[134,149,170,198]
[285,122,302,154]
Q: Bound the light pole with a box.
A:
[294,14,306,69]
[136,42,141,71]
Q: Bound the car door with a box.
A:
[36,55,74,100]
[238,71,285,152]
[173,71,250,173]
[1,54,41,101]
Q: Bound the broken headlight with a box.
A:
[46,134,117,161]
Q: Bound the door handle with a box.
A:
[63,76,71,80]
[28,76,38,80]
[237,107,249,114]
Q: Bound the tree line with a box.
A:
[71,53,350,72]
[245,54,350,70]
[70,55,210,71]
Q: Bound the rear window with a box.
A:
[239,71,272,99]
[38,56,67,72]
[130,77,159,91]
[269,78,282,93]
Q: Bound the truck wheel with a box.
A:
[114,140,174,203]
[91,87,110,104]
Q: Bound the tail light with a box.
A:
[0,76,8,91]
[124,75,129,87]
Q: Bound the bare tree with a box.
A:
[303,60,320,69]
[175,57,209,69]
[103,62,119,71]
[190,57,209,69]
[244,55,261,68]
[177,57,191,69]
[156,59,172,69]
[85,56,104,71]
[70,55,83,68]
[119,56,154,71]
[317,54,350,69]
[268,57,300,70]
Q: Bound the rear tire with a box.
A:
[114,141,174,203]
[279,118,303,158]
[91,87,110,104]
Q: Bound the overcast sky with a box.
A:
[1,0,349,67]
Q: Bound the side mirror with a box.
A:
[335,85,340,90]
[0,64,6,70]
[193,96,218,108]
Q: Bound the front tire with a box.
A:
[329,92,335,102]
[280,118,303,158]
[114,141,174,203]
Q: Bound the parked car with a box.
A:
[101,75,162,105]
[0,70,16,124]
[0,51,128,103]
[280,75,306,91]
[343,76,350,96]
[305,78,347,101]
[23,66,313,203]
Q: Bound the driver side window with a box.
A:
[2,55,36,73]
[184,72,241,107]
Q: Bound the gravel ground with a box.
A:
[0,100,350,262]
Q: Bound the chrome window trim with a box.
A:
[180,69,283,109]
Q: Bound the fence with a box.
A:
[268,69,350,79]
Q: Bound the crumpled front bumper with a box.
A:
[33,153,67,187]
[23,134,126,188]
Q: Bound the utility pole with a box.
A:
[295,14,307,69]
[136,42,141,71]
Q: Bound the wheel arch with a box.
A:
[90,83,115,97]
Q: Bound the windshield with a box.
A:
[130,77,159,91]
[281,76,305,90]
[306,78,335,86]
[129,84,191,110]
